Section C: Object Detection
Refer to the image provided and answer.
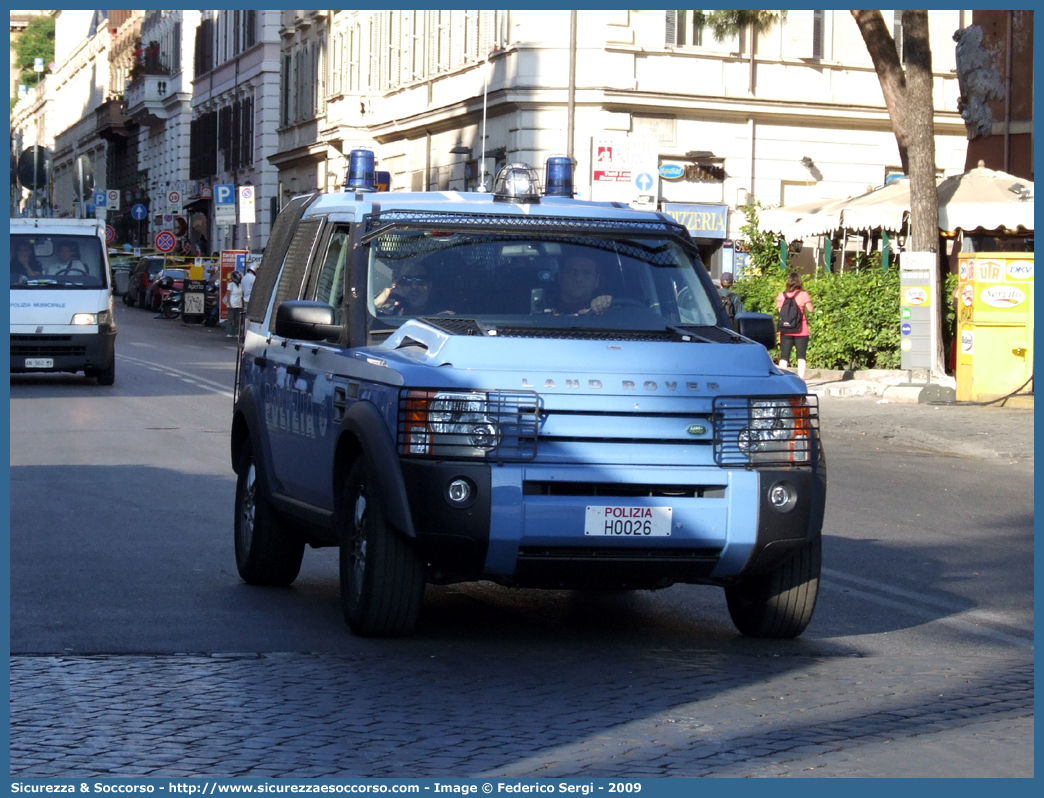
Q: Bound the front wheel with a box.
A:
[87,359,115,386]
[339,458,425,636]
[161,302,181,319]
[725,535,821,639]
[234,442,304,586]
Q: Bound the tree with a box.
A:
[850,11,938,253]
[13,16,55,90]
[851,11,944,373]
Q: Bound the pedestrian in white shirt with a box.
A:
[224,272,244,338]
[240,265,257,305]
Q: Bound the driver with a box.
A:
[549,254,612,315]
[50,242,88,275]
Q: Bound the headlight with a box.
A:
[714,396,819,467]
[398,389,539,460]
[404,391,500,455]
[71,311,111,326]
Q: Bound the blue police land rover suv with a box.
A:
[231,153,825,638]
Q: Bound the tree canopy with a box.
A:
[13,16,56,89]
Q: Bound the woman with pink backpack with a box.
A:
[775,272,815,380]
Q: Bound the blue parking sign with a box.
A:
[94,191,106,208]
[214,184,236,205]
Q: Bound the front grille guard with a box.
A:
[713,394,821,468]
[397,389,540,462]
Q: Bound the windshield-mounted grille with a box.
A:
[366,210,688,239]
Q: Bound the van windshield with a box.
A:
[10,234,107,290]
[366,231,719,332]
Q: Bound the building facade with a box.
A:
[123,10,200,248]
[265,9,972,274]
[188,10,282,254]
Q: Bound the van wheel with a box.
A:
[339,458,425,636]
[89,360,115,386]
[725,535,821,638]
[234,442,304,586]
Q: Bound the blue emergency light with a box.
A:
[345,149,377,192]
[544,155,574,197]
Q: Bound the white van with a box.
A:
[10,218,116,385]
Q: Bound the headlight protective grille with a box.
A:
[713,394,820,467]
[398,389,539,461]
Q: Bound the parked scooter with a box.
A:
[157,290,182,321]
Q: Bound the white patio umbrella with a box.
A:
[758,195,849,241]
[758,164,1034,240]
[935,162,1034,233]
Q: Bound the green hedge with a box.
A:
[733,267,902,370]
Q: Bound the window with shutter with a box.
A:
[280,54,290,126]
[665,10,677,45]
[812,10,823,59]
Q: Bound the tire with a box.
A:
[125,291,136,308]
[339,457,425,636]
[725,535,821,639]
[161,303,180,319]
[88,360,115,386]
[234,442,304,586]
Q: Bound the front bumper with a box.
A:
[399,458,825,589]
[10,326,116,374]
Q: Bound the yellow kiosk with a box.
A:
[955,253,1034,402]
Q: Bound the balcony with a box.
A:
[95,98,134,142]
[124,74,174,127]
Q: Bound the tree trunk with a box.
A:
[902,11,939,253]
[850,10,910,174]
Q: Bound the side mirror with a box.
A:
[736,312,776,349]
[275,300,342,341]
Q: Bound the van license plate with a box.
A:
[25,358,53,368]
[585,506,672,537]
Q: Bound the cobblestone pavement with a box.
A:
[10,649,1032,778]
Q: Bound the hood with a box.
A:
[375,319,793,397]
[10,288,110,327]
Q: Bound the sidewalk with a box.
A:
[805,368,1034,411]
[807,370,1034,463]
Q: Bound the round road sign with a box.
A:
[105,225,115,243]
[155,231,177,253]
[168,190,182,206]
[131,203,148,221]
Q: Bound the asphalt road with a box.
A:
[9,302,1034,778]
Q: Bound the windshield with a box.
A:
[11,234,107,290]
[366,230,719,332]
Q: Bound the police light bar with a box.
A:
[345,149,377,192]
[544,155,574,197]
[492,163,542,203]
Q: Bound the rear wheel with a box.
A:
[725,535,821,639]
[339,458,425,636]
[234,442,304,586]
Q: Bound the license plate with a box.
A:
[184,292,204,315]
[584,506,672,537]
[25,358,53,369]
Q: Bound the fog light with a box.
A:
[447,478,472,504]
[768,481,797,513]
